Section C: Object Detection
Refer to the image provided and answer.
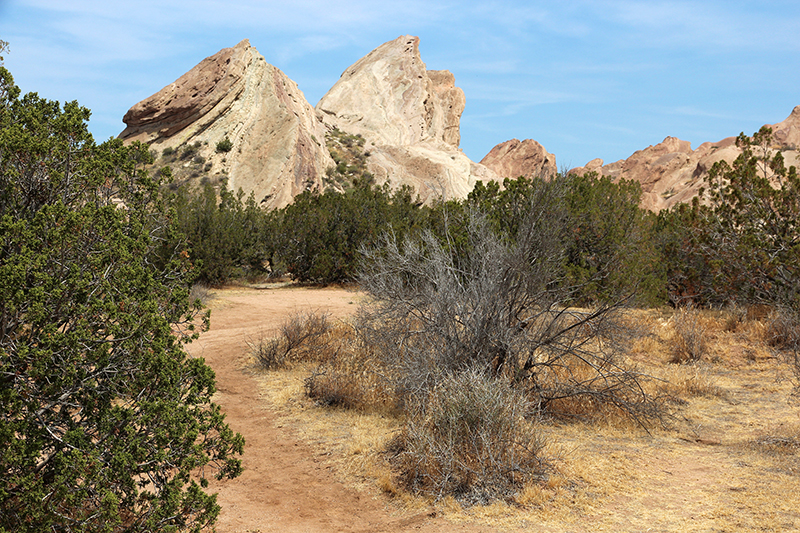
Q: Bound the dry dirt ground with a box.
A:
[187,285,492,533]
[188,285,800,533]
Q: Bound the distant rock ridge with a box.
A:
[119,37,800,212]
[570,107,800,211]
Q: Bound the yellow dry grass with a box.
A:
[252,307,800,532]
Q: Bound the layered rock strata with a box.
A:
[120,39,333,208]
[316,35,496,201]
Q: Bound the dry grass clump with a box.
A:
[388,369,546,504]
[669,305,709,363]
[766,309,800,352]
[249,311,332,369]
[754,433,800,453]
[655,364,723,399]
[304,345,396,413]
[527,346,663,428]
[765,309,800,392]
[189,283,213,305]
[249,311,397,412]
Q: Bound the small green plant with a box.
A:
[162,146,174,157]
[216,137,233,153]
[179,143,199,161]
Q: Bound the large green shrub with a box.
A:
[463,174,665,306]
[659,127,800,310]
[0,67,243,533]
[270,178,426,284]
[167,182,269,285]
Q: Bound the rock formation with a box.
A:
[316,35,496,201]
[480,138,557,181]
[119,39,333,209]
[570,107,800,211]
[119,36,800,214]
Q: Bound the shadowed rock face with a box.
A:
[316,35,496,202]
[569,109,800,212]
[480,138,557,182]
[119,40,332,209]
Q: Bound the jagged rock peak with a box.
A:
[316,35,466,150]
[121,39,253,141]
[480,139,557,181]
[315,35,496,202]
[772,104,800,150]
[119,40,332,209]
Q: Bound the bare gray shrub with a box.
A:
[670,305,708,363]
[358,180,663,427]
[390,369,545,503]
[766,307,800,388]
[250,311,330,369]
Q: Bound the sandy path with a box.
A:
[187,286,490,533]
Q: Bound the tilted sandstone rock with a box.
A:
[480,138,557,181]
[316,35,497,201]
[771,105,800,150]
[570,109,800,212]
[119,39,333,209]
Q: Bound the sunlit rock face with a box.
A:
[120,39,333,208]
[569,108,800,212]
[316,35,497,202]
[480,138,558,182]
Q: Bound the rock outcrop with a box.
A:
[121,36,800,214]
[316,35,496,201]
[119,39,333,209]
[480,138,557,181]
[570,108,800,211]
[771,105,800,150]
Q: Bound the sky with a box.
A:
[2,0,799,169]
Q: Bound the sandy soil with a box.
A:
[188,285,800,532]
[187,285,491,533]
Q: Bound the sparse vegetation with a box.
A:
[252,288,800,530]
[180,141,201,160]
[216,137,233,153]
[324,128,372,191]
[251,311,331,370]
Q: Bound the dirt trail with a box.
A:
[186,285,800,532]
[187,286,490,533]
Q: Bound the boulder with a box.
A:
[479,138,557,181]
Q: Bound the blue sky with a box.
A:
[2,1,799,169]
